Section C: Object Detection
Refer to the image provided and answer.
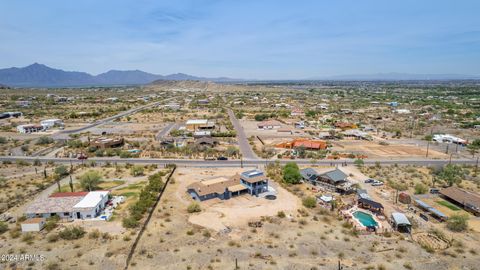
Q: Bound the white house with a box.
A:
[25,191,110,220]
[40,119,64,129]
[17,124,44,133]
[21,218,46,232]
[257,120,282,130]
[72,191,110,219]
[433,134,467,146]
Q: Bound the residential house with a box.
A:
[276,139,327,150]
[25,191,110,220]
[185,119,215,131]
[300,168,353,194]
[257,120,282,130]
[17,124,44,133]
[187,170,269,201]
[433,134,467,146]
[90,137,124,149]
[40,119,64,130]
[291,108,305,117]
[440,187,480,216]
[334,122,357,130]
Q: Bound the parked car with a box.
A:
[371,181,384,186]
[364,178,375,183]
[217,156,228,160]
[420,213,429,221]
[429,188,440,194]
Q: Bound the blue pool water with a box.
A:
[353,211,378,227]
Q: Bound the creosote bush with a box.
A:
[187,202,201,213]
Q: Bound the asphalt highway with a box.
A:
[0,156,477,168]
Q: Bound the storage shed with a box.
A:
[21,218,46,232]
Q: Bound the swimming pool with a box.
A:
[353,211,378,227]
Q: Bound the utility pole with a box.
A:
[475,156,479,176]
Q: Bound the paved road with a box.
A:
[51,101,163,140]
[155,123,177,141]
[0,156,477,168]
[227,108,258,160]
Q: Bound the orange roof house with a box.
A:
[276,138,327,150]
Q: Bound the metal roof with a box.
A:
[391,212,411,226]
[322,168,348,183]
[300,168,318,181]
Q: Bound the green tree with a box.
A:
[283,162,301,184]
[414,183,428,194]
[467,139,480,157]
[437,164,464,187]
[54,165,69,178]
[354,158,364,168]
[254,114,269,121]
[78,170,102,191]
[130,165,144,177]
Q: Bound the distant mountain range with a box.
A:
[0,63,239,87]
[1,63,479,87]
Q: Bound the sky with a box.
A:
[1,0,480,79]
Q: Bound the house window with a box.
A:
[64,212,70,216]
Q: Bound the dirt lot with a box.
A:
[174,168,300,231]
[335,140,448,159]
[127,167,480,270]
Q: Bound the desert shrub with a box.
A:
[45,216,60,232]
[446,214,469,232]
[302,196,317,208]
[88,230,101,239]
[54,165,69,177]
[0,137,7,144]
[277,211,286,218]
[130,165,144,177]
[0,221,8,234]
[414,183,428,194]
[59,226,86,240]
[36,136,54,145]
[22,233,35,243]
[47,233,59,242]
[122,217,139,228]
[187,202,201,213]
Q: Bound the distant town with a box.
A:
[0,79,479,269]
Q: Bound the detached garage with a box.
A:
[21,218,46,232]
